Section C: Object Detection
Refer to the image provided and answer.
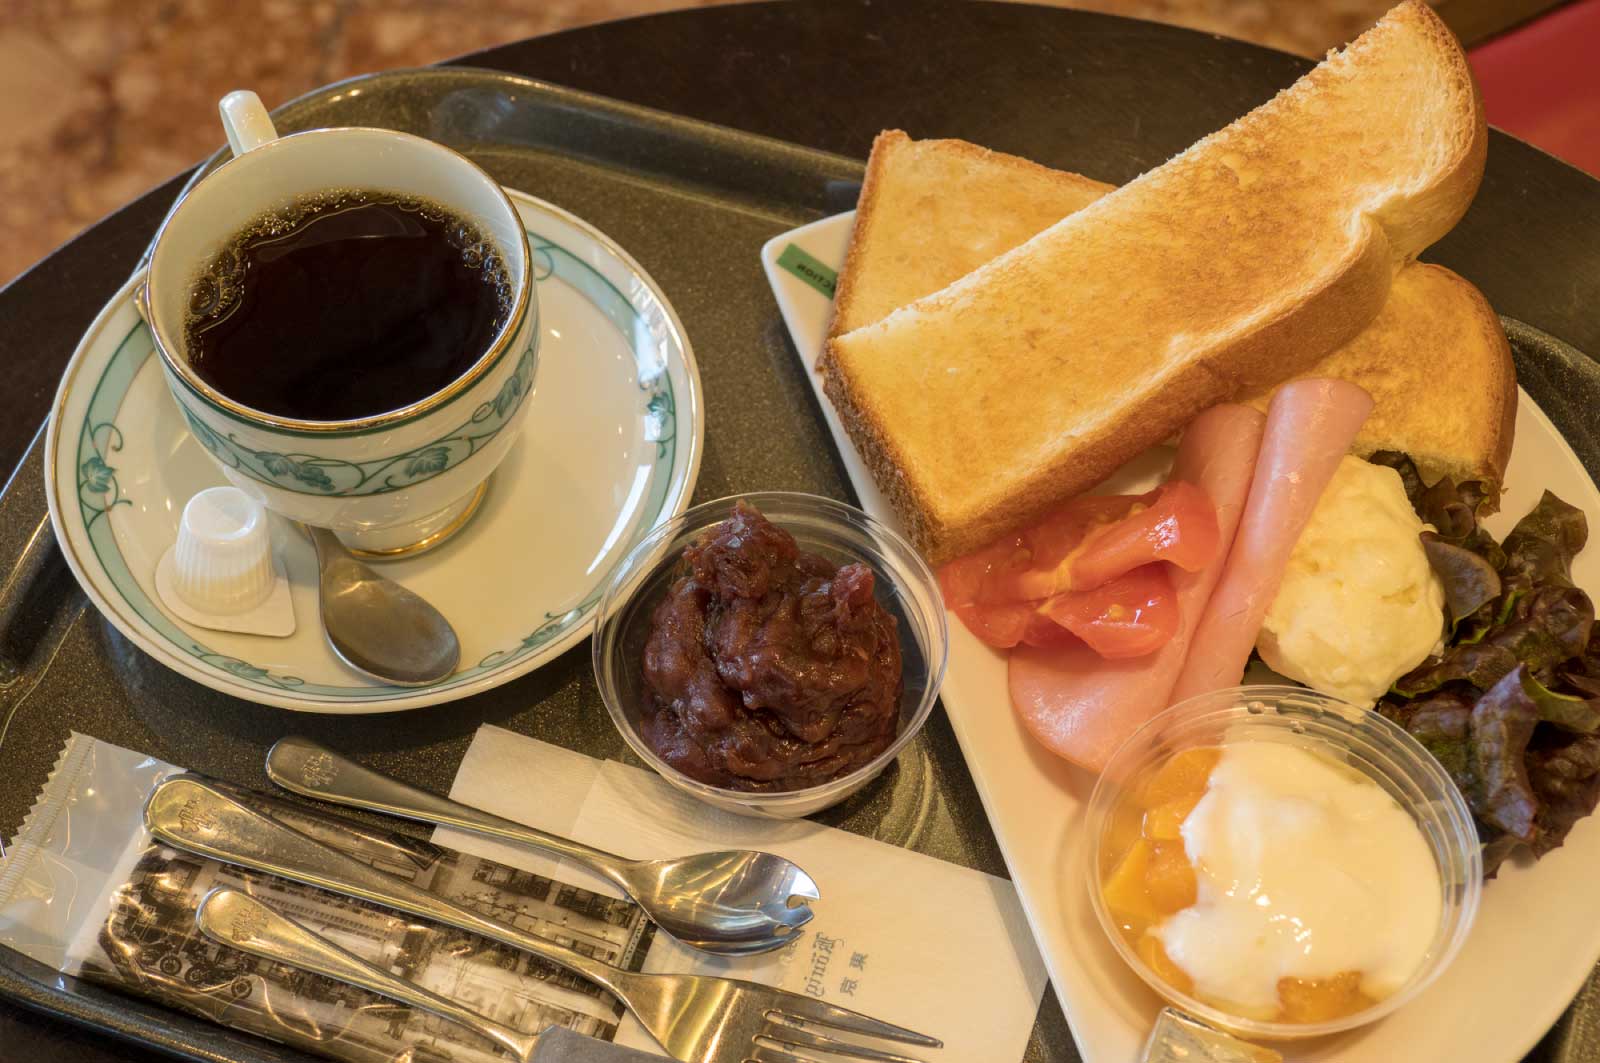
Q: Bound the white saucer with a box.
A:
[45,190,702,712]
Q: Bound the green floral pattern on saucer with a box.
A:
[194,648,306,689]
[77,423,131,529]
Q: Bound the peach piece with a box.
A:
[1103,838,1162,930]
[1143,791,1203,841]
[1278,971,1373,1023]
[1142,747,1221,806]
[1144,840,1198,913]
[1102,797,1146,870]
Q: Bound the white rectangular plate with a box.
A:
[761,211,1600,1063]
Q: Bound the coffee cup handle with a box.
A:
[219,90,279,157]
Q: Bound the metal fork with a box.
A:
[195,888,541,1062]
[146,776,941,1063]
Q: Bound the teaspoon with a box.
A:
[267,736,819,954]
[303,525,460,686]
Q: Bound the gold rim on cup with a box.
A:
[141,127,534,438]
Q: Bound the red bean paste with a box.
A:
[640,502,904,791]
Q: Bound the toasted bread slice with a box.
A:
[829,132,1109,337]
[1239,263,1514,492]
[822,1,1486,563]
[831,137,1513,497]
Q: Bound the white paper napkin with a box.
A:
[434,725,1049,1061]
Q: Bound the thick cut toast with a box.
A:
[822,1,1487,563]
[1239,262,1514,491]
[829,133,1109,338]
[831,133,1513,500]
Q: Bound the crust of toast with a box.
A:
[1241,262,1515,498]
[822,1,1487,563]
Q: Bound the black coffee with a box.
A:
[185,190,513,421]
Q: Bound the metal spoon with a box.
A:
[267,736,819,954]
[303,525,460,686]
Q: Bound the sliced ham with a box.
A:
[1010,403,1266,771]
[1169,379,1375,703]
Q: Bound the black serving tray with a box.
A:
[0,67,1596,1063]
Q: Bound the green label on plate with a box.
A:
[777,243,838,299]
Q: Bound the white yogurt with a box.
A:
[1157,741,1442,1017]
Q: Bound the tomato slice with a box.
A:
[982,495,1144,602]
[939,482,1210,657]
[1040,564,1178,659]
[940,536,1025,606]
[934,489,1152,605]
[951,600,1034,649]
[1070,481,1220,591]
[1019,610,1080,649]
[952,600,1087,650]
[938,549,988,608]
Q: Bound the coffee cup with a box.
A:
[141,91,539,558]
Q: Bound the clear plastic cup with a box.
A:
[1084,685,1482,1040]
[591,491,948,819]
